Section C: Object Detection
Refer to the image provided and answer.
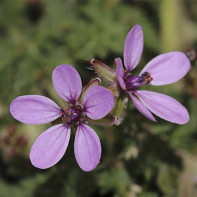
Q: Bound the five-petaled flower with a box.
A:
[116,24,190,124]
[10,64,114,171]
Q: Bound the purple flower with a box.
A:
[10,64,114,171]
[116,24,190,124]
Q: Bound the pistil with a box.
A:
[60,105,84,124]
[124,71,153,91]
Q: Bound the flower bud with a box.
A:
[89,59,117,83]
[79,78,101,103]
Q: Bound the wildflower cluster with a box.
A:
[10,24,191,171]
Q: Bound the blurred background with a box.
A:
[0,0,197,196]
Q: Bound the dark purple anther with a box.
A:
[60,105,84,124]
[141,72,153,84]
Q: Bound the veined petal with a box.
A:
[52,64,82,103]
[79,78,101,103]
[10,95,61,124]
[74,123,101,171]
[140,52,191,85]
[129,93,156,122]
[124,24,144,71]
[115,58,126,89]
[30,124,70,169]
[137,90,189,124]
[83,86,114,120]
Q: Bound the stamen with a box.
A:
[60,105,84,124]
[124,71,153,91]
[141,72,153,84]
[134,91,138,96]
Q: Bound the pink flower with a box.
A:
[10,64,114,171]
[116,24,190,124]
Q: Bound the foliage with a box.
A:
[0,0,197,196]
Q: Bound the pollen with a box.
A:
[61,109,72,123]
[134,92,138,96]
[60,105,84,124]
[141,72,153,84]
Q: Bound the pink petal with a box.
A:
[52,64,82,103]
[30,124,70,169]
[10,95,61,124]
[115,58,126,89]
[140,52,191,85]
[129,93,156,122]
[74,123,101,171]
[124,24,144,71]
[83,86,114,120]
[137,90,189,124]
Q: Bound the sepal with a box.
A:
[111,94,128,125]
[107,84,119,97]
[89,59,117,83]
[85,114,117,126]
[50,117,63,125]
[79,78,101,103]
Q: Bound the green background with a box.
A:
[0,0,197,196]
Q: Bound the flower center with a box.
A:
[124,71,153,91]
[60,104,85,124]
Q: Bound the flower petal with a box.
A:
[10,95,61,124]
[137,90,189,124]
[124,24,144,71]
[52,64,82,103]
[129,93,156,122]
[30,124,70,169]
[74,123,101,171]
[140,52,191,85]
[83,86,114,120]
[116,58,126,89]
[79,78,101,103]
